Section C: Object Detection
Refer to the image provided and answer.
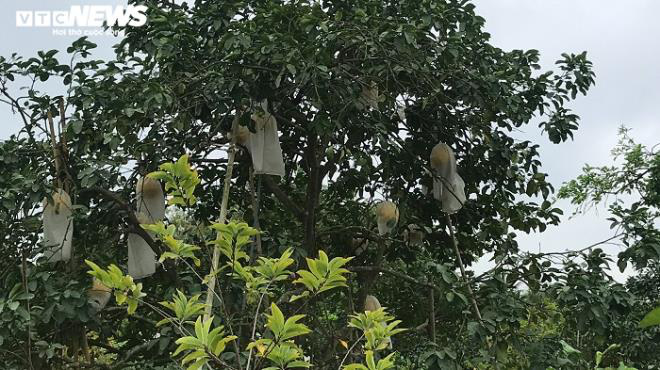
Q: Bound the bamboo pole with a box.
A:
[248,168,262,257]
[46,112,62,190]
[58,99,70,183]
[204,114,240,319]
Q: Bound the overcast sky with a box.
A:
[471,0,660,281]
[2,1,659,282]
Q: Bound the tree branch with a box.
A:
[317,225,403,244]
[81,187,163,255]
[109,339,159,370]
[446,214,482,321]
[262,175,306,222]
[348,265,443,293]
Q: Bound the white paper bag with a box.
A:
[430,143,466,214]
[128,212,156,279]
[128,232,156,279]
[247,112,286,177]
[130,178,164,279]
[43,189,73,262]
[136,177,165,223]
[375,201,399,236]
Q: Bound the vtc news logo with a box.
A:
[16,5,148,28]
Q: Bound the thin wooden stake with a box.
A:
[204,114,240,320]
[47,112,62,189]
[21,251,34,369]
[248,168,263,257]
[58,100,69,177]
[429,287,436,342]
[446,214,482,321]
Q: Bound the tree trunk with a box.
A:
[303,133,320,257]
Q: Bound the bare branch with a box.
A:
[262,175,306,222]
[348,265,443,293]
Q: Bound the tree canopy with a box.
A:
[1,1,657,369]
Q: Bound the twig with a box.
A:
[21,251,33,370]
[190,158,228,164]
[110,339,159,369]
[415,319,429,332]
[213,278,243,364]
[446,214,482,321]
[318,225,403,244]
[348,266,443,293]
[239,169,263,344]
[532,233,624,258]
[245,282,272,370]
[428,287,436,342]
[87,339,120,354]
[337,333,365,369]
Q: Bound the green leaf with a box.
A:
[640,306,660,328]
[268,303,286,335]
[559,340,581,355]
[7,301,19,311]
[70,120,83,134]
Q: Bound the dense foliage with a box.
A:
[0,1,657,369]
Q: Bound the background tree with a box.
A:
[557,128,660,368]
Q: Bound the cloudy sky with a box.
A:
[471,0,660,281]
[2,1,658,281]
